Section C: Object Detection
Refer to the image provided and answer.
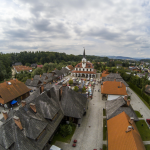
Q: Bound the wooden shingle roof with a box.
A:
[0,79,31,104]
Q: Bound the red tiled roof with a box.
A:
[0,79,31,104]
[67,65,74,70]
[75,62,94,68]
[101,70,109,78]
[37,65,43,68]
[107,112,146,150]
[13,66,32,72]
[101,80,127,95]
[72,70,96,74]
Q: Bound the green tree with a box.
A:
[43,63,49,73]
[25,63,31,66]
[69,80,73,85]
[74,86,79,92]
[31,68,43,77]
[82,86,86,93]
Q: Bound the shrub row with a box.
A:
[128,82,150,105]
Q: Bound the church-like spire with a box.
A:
[83,48,85,58]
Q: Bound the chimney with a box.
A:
[40,85,44,94]
[127,99,130,106]
[114,78,116,82]
[31,78,33,81]
[40,74,41,78]
[21,100,26,107]
[2,110,8,120]
[124,95,128,101]
[125,126,133,133]
[30,103,37,112]
[129,117,134,125]
[62,83,67,87]
[120,81,122,88]
[13,116,23,130]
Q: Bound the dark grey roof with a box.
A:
[32,92,60,120]
[31,63,37,67]
[0,145,6,150]
[24,88,41,104]
[106,97,138,121]
[0,91,64,150]
[12,62,22,66]
[61,87,87,118]
[54,69,63,76]
[60,67,69,74]
[105,73,122,79]
[30,79,42,87]
[25,79,31,86]
[102,78,129,87]
[0,118,38,150]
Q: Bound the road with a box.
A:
[55,73,105,150]
[128,87,150,120]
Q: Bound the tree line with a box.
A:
[0,51,109,82]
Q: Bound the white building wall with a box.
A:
[107,95,124,101]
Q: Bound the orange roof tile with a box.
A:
[67,65,74,71]
[72,70,96,74]
[75,62,94,68]
[13,65,32,72]
[107,112,145,150]
[101,70,109,78]
[101,80,127,95]
[0,79,31,104]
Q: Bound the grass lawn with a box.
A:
[103,109,106,116]
[103,144,107,150]
[145,145,150,150]
[134,110,143,118]
[51,125,76,145]
[103,118,107,140]
[136,120,150,141]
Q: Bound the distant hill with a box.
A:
[103,56,149,61]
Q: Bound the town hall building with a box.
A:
[71,49,96,78]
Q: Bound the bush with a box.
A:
[59,124,73,137]
[82,86,86,93]
[74,86,79,92]
[129,82,150,105]
[69,80,73,85]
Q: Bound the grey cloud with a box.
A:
[13,17,27,26]
[9,45,38,50]
[85,28,120,41]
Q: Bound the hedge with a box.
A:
[128,82,150,105]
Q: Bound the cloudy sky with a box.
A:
[0,0,150,58]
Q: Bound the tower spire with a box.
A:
[83,48,85,58]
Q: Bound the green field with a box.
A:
[145,144,150,150]
[136,120,150,141]
[103,118,107,140]
[103,109,106,116]
[103,144,107,150]
[134,110,143,118]
[51,125,76,145]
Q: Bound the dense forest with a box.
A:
[0,51,109,82]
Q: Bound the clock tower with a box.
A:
[82,49,86,68]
